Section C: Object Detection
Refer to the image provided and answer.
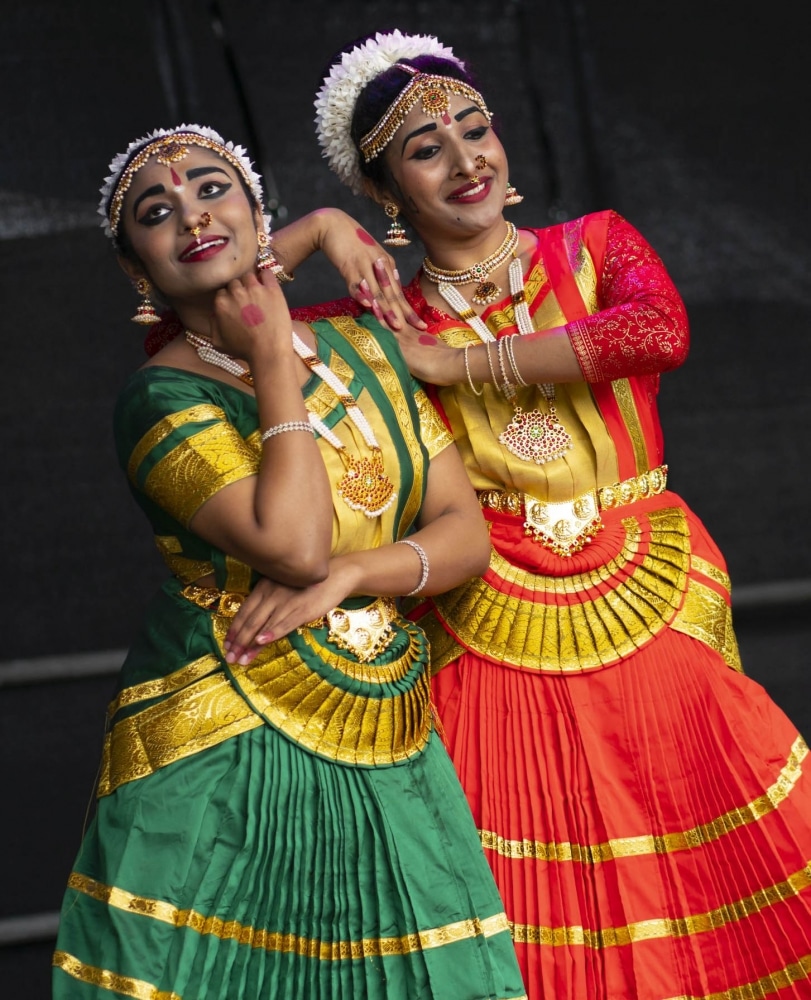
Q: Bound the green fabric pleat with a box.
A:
[54,727,524,999]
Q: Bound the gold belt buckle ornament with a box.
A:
[322,597,398,663]
[523,490,603,557]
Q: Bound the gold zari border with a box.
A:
[299,627,424,686]
[612,378,650,474]
[153,535,213,583]
[106,655,220,720]
[480,735,807,863]
[144,422,258,527]
[431,508,690,672]
[413,388,453,458]
[508,857,811,948]
[53,951,180,1000]
[663,953,811,999]
[691,555,732,592]
[65,873,512,960]
[128,404,227,483]
[671,577,742,672]
[218,616,432,766]
[99,674,263,797]
[330,316,425,535]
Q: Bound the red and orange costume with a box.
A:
[390,211,811,998]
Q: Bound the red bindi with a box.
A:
[170,167,183,187]
[240,304,265,327]
[356,228,376,246]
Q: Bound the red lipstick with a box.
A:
[448,177,491,203]
[179,236,229,262]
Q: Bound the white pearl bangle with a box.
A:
[397,538,430,597]
[260,420,315,443]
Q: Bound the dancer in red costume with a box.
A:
[245,29,811,1000]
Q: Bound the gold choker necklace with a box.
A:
[422,222,518,305]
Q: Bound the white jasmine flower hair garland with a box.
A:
[314,29,464,195]
[98,124,265,245]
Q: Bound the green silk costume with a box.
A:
[53,315,525,1000]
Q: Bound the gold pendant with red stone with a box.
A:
[499,404,574,465]
[337,449,397,518]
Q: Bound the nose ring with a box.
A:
[190,212,213,242]
[475,155,488,170]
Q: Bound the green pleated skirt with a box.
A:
[53,710,525,999]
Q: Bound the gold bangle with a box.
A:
[463,343,484,396]
[485,340,499,388]
[496,336,516,400]
[503,334,527,387]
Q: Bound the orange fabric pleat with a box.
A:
[433,631,811,999]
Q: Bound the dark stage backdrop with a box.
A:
[2,2,809,993]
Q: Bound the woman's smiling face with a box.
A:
[119,147,260,305]
[379,92,509,242]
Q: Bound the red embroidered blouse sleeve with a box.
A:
[566,213,689,383]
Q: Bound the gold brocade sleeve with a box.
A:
[129,405,258,527]
[414,389,453,459]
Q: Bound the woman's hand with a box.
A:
[224,564,357,665]
[316,210,427,332]
[209,269,292,362]
[393,327,463,386]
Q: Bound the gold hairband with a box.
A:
[107,133,256,239]
[359,67,492,163]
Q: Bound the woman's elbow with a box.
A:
[253,540,331,587]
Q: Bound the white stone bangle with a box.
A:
[397,538,430,597]
[260,420,315,443]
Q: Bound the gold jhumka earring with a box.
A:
[504,181,524,206]
[131,277,160,325]
[382,202,410,247]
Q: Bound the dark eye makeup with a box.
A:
[136,180,232,226]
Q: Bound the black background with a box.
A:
[2,2,808,994]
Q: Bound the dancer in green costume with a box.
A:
[52,125,526,1000]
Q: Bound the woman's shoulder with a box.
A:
[113,364,247,457]
[116,363,218,410]
[523,208,620,242]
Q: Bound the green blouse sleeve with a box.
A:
[115,368,259,528]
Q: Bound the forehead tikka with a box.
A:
[106,132,257,241]
[358,65,492,164]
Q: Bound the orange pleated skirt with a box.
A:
[429,498,811,998]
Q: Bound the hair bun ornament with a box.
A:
[314,29,463,194]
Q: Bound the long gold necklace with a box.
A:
[430,255,573,466]
[185,330,397,518]
[422,221,518,305]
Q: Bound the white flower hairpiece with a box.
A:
[314,29,463,195]
[98,124,265,243]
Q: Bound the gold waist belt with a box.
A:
[180,584,398,664]
[302,597,399,663]
[477,465,668,557]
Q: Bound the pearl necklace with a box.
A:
[434,257,573,467]
[184,330,397,517]
[422,221,518,305]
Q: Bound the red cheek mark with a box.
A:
[419,335,437,347]
[170,167,183,188]
[241,304,265,327]
[356,228,376,246]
